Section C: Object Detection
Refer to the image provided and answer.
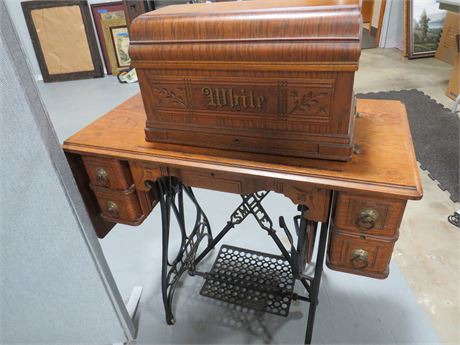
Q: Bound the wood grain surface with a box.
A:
[129,0,362,161]
[129,0,361,64]
[63,94,422,201]
[63,95,422,277]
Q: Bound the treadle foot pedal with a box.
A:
[200,245,295,316]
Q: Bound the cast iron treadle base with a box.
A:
[200,245,295,317]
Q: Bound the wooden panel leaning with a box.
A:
[129,0,362,161]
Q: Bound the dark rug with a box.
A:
[356,90,459,202]
[361,28,377,49]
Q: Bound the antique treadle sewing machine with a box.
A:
[63,0,423,343]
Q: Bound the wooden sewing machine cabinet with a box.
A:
[63,95,422,343]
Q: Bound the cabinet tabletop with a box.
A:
[63,94,422,200]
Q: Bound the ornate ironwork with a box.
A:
[192,191,271,267]
[157,177,213,324]
[156,176,335,344]
[200,245,295,317]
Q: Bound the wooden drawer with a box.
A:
[327,229,396,279]
[83,156,133,190]
[334,193,406,237]
[92,184,145,225]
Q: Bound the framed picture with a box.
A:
[110,26,131,68]
[101,11,131,75]
[90,2,123,74]
[21,1,104,82]
[121,0,150,33]
[405,0,447,59]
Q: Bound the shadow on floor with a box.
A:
[362,28,377,49]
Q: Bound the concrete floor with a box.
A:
[37,48,459,344]
[355,48,457,108]
[355,49,460,345]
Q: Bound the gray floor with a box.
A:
[38,75,440,344]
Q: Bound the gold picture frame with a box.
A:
[405,0,446,59]
[101,11,131,74]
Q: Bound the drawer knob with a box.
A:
[95,168,110,187]
[356,208,379,230]
[107,201,119,218]
[351,249,369,269]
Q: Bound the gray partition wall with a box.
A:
[0,4,134,344]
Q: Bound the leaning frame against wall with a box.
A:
[21,0,104,82]
[404,0,446,59]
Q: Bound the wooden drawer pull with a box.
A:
[95,167,110,187]
[107,201,120,218]
[351,249,369,269]
[356,208,379,230]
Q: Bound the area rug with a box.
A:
[356,90,459,202]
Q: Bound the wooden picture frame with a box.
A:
[101,12,131,75]
[90,2,123,74]
[121,0,150,35]
[405,0,446,59]
[21,1,104,82]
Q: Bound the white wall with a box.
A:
[4,0,42,79]
[380,0,405,49]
